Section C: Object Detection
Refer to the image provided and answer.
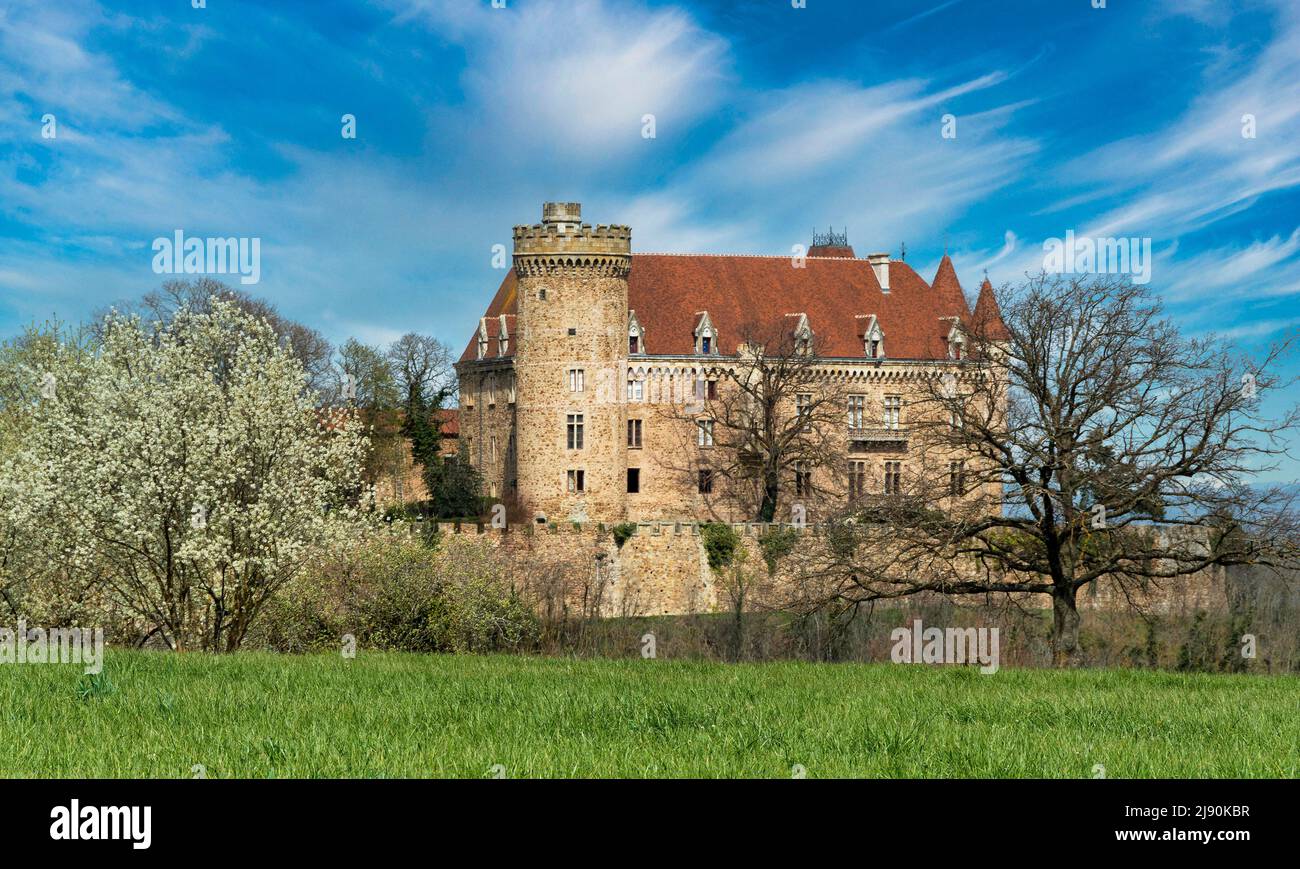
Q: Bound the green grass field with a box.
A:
[1,650,1296,777]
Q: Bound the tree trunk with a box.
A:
[731,580,746,662]
[759,470,779,523]
[1051,586,1083,668]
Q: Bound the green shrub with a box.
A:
[254,536,538,654]
[825,519,859,560]
[757,526,799,573]
[612,522,637,549]
[700,522,740,571]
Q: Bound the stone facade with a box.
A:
[512,202,631,522]
[369,411,462,505]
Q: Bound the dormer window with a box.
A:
[945,318,966,361]
[476,317,489,360]
[628,311,645,355]
[694,311,717,355]
[790,312,813,355]
[860,314,885,359]
[497,315,510,356]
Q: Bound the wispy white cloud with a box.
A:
[885,0,964,34]
[1061,2,1300,244]
[1207,315,1300,342]
[390,0,730,162]
[620,73,1035,255]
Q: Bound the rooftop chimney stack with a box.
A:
[868,252,890,292]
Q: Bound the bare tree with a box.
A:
[797,274,1300,667]
[386,332,455,410]
[99,277,336,395]
[665,321,847,522]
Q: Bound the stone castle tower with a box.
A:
[513,202,631,523]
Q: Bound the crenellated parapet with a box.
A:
[513,202,632,276]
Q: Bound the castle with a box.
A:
[455,202,1006,525]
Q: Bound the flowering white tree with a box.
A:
[0,323,96,621]
[12,299,369,651]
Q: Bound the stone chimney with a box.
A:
[867,252,890,292]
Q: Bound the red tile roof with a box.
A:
[435,407,459,437]
[807,244,856,258]
[972,278,1010,341]
[930,254,971,318]
[460,253,994,362]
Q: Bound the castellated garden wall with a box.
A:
[400,519,1233,619]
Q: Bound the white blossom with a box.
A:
[6,299,370,651]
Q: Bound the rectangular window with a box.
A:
[884,460,902,495]
[848,460,866,500]
[566,469,585,493]
[697,418,714,447]
[949,461,965,497]
[950,400,964,430]
[883,395,902,430]
[701,336,711,354]
[627,418,643,448]
[869,339,880,358]
[568,368,585,392]
[627,468,640,493]
[698,469,714,494]
[847,394,866,429]
[796,393,812,430]
[795,462,811,497]
[627,378,643,401]
[629,335,639,354]
[566,413,584,450]
[695,378,707,400]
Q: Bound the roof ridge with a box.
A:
[635,252,888,261]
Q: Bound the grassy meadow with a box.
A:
[1,650,1296,778]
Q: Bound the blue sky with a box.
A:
[2,0,1299,476]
